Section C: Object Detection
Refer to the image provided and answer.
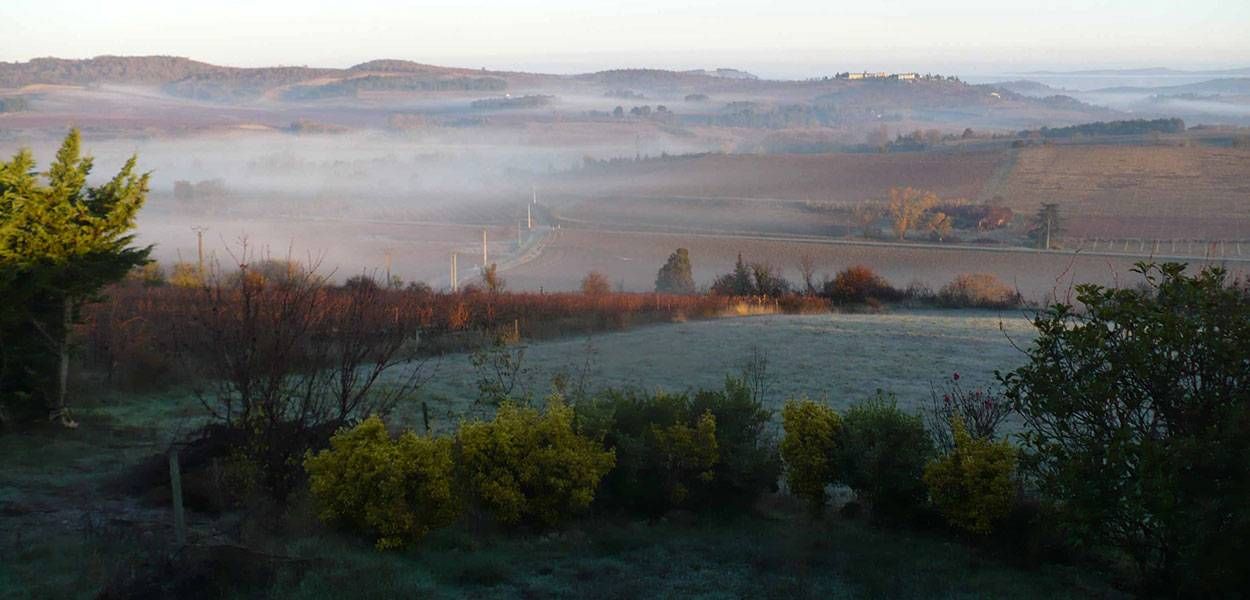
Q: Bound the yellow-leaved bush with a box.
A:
[780,399,842,514]
[456,395,616,527]
[304,415,459,550]
[923,418,1017,535]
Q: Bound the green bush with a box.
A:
[1003,263,1250,594]
[923,419,1017,535]
[304,416,459,549]
[839,392,934,521]
[780,399,842,515]
[688,378,781,505]
[578,378,779,515]
[456,395,615,527]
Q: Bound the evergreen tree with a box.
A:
[711,253,757,296]
[0,130,150,426]
[1028,203,1062,250]
[654,248,695,294]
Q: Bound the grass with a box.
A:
[231,510,1119,599]
[401,309,1037,433]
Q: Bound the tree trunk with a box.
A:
[53,298,77,428]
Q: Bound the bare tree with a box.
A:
[851,203,883,238]
[176,249,429,498]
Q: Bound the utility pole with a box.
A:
[191,226,208,273]
[1043,213,1051,251]
[383,247,393,284]
[482,227,488,266]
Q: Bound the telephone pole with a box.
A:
[191,226,208,273]
[383,248,394,284]
[482,227,488,266]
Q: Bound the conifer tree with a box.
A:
[0,129,150,426]
[655,248,695,294]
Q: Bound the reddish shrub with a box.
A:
[821,266,903,304]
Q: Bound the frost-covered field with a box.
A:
[403,309,1038,430]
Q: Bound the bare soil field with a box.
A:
[502,228,1244,299]
[547,151,1005,203]
[545,143,1250,241]
[998,144,1250,238]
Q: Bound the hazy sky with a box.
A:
[2,0,1247,77]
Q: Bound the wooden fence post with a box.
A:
[169,448,187,546]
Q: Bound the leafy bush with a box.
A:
[578,389,709,514]
[578,378,779,515]
[821,266,902,304]
[1002,263,1250,594]
[937,273,1020,308]
[923,419,1017,535]
[456,396,615,527]
[838,392,934,521]
[780,399,842,515]
[304,416,459,549]
[689,378,781,504]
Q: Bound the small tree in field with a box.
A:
[886,187,937,241]
[580,270,611,296]
[0,130,150,426]
[481,263,505,293]
[1002,263,1250,594]
[1028,203,1062,250]
[655,248,695,294]
[925,211,952,241]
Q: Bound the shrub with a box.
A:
[821,266,902,304]
[456,396,615,527]
[578,378,779,515]
[1002,263,1250,594]
[581,271,611,295]
[780,399,842,515]
[304,416,459,549]
[937,273,1020,308]
[688,377,781,505]
[648,411,720,506]
[924,372,1011,452]
[923,419,1017,535]
[578,389,712,514]
[839,392,934,521]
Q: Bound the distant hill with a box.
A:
[0,55,222,87]
[990,80,1062,96]
[1091,78,1250,96]
[682,68,758,80]
[1024,67,1250,77]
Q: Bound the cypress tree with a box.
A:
[0,130,150,426]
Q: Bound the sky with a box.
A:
[2,0,1248,78]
